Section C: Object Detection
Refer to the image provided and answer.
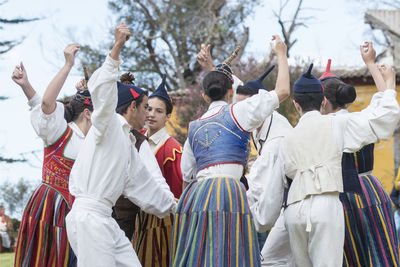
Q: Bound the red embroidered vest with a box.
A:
[42,126,75,207]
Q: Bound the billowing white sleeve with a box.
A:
[124,147,176,218]
[334,89,400,153]
[28,93,41,109]
[139,140,171,192]
[248,143,286,232]
[88,55,122,143]
[232,90,279,132]
[30,102,67,146]
[181,139,198,182]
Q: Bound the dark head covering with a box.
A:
[293,63,323,94]
[150,74,171,103]
[72,89,92,106]
[117,81,146,108]
[319,59,338,81]
[213,46,241,83]
[244,65,275,93]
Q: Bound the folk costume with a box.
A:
[171,49,280,267]
[132,75,183,267]
[242,67,294,267]
[277,64,400,267]
[65,55,176,267]
[320,60,400,267]
[15,89,92,267]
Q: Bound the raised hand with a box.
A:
[64,44,80,67]
[360,41,376,65]
[378,64,396,90]
[11,61,37,100]
[115,22,131,46]
[12,62,29,87]
[197,43,214,72]
[75,78,87,90]
[110,22,131,61]
[270,35,287,57]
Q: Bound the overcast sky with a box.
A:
[0,0,384,190]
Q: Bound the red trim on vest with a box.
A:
[198,106,224,121]
[230,104,249,133]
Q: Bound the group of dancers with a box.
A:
[9,21,400,266]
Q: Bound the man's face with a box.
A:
[0,208,4,216]
[132,95,149,130]
[146,97,170,133]
[235,93,251,102]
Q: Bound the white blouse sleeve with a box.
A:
[232,90,279,132]
[138,140,171,192]
[334,89,400,153]
[28,93,42,110]
[30,101,67,146]
[181,139,198,182]
[123,147,176,218]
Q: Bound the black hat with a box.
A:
[117,81,146,108]
[150,74,171,103]
[244,65,275,93]
[293,64,323,94]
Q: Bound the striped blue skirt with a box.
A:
[170,177,261,267]
[341,174,400,267]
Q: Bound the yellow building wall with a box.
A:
[348,85,400,193]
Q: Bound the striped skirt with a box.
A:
[14,183,76,267]
[132,211,174,267]
[341,174,400,267]
[170,177,260,267]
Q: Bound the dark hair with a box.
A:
[236,85,256,96]
[64,99,93,123]
[120,72,135,85]
[293,92,324,112]
[116,91,149,115]
[321,78,356,110]
[202,71,232,101]
[149,95,173,115]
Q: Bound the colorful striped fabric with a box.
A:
[170,177,261,267]
[14,184,76,267]
[341,174,400,267]
[132,211,174,267]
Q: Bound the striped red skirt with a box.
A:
[170,177,260,267]
[14,183,76,267]
[341,174,400,267]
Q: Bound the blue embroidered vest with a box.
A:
[188,105,251,172]
[342,143,374,194]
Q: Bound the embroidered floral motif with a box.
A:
[196,129,222,149]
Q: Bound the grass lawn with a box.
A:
[0,252,14,267]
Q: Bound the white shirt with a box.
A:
[147,127,170,153]
[69,55,176,218]
[282,89,399,203]
[31,101,85,160]
[138,139,171,192]
[181,89,279,182]
[247,111,292,231]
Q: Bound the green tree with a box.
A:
[0,178,33,217]
[79,0,259,90]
